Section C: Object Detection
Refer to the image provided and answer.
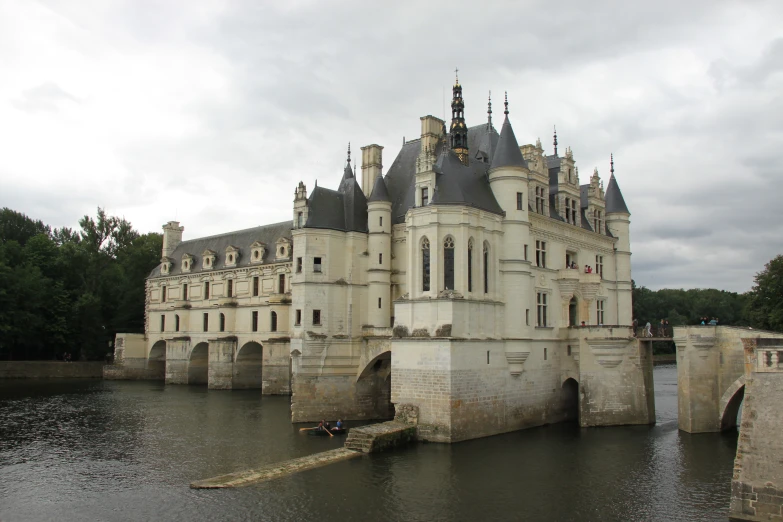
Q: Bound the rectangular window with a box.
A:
[219,313,225,332]
[544,347,548,361]
[279,274,285,293]
[252,311,258,332]
[203,313,209,332]
[204,281,210,300]
[314,257,322,273]
[421,187,429,206]
[182,283,188,300]
[483,246,489,294]
[379,216,383,227]
[467,245,473,292]
[297,211,303,228]
[379,253,383,265]
[537,292,548,327]
[595,255,604,278]
[253,276,259,297]
[516,192,523,210]
[227,279,233,297]
[313,309,321,325]
[526,309,530,326]
[524,244,528,261]
[597,300,605,325]
[567,345,572,356]
[296,257,303,273]
[175,315,180,332]
[487,351,490,364]
[160,314,165,332]
[161,285,166,303]
[535,240,547,268]
[295,309,302,326]
[378,297,382,309]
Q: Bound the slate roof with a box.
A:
[605,174,630,214]
[368,174,391,202]
[149,220,292,278]
[490,115,528,170]
[305,176,369,233]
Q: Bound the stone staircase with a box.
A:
[344,431,374,452]
[343,421,417,454]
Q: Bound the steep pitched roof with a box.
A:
[305,177,368,233]
[149,220,292,278]
[605,174,630,214]
[490,115,528,170]
[368,174,391,202]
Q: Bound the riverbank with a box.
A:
[0,361,105,379]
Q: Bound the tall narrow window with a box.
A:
[204,281,210,299]
[203,313,209,332]
[182,283,188,300]
[278,274,285,293]
[378,297,382,309]
[175,315,180,332]
[525,309,530,326]
[596,300,605,325]
[564,198,571,223]
[483,242,489,294]
[313,309,321,325]
[227,279,233,297]
[296,257,303,273]
[219,313,225,332]
[537,292,548,327]
[161,285,166,303]
[595,255,604,278]
[544,348,548,361]
[379,216,383,227]
[253,276,259,297]
[524,244,528,261]
[271,311,278,332]
[535,240,547,268]
[516,192,523,210]
[314,257,322,273]
[252,311,258,332]
[421,238,430,292]
[297,211,303,228]
[571,200,577,225]
[160,315,165,332]
[379,253,383,265]
[295,309,302,326]
[467,239,474,292]
[443,236,455,290]
[421,187,429,206]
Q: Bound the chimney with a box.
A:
[420,115,444,155]
[361,144,383,196]
[162,221,184,259]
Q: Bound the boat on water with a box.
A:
[308,427,347,436]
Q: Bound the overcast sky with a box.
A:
[1,0,781,292]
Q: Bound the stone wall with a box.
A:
[729,337,783,521]
[0,361,105,379]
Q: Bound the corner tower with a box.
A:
[450,71,469,165]
[604,155,632,324]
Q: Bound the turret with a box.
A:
[366,175,392,327]
[162,221,184,259]
[488,93,529,224]
[604,155,632,324]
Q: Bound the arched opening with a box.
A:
[356,352,393,420]
[720,385,745,431]
[271,311,278,332]
[421,237,430,292]
[188,342,209,385]
[562,378,579,423]
[147,341,166,379]
[443,236,455,290]
[569,297,578,326]
[234,342,263,389]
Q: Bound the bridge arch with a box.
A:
[356,351,393,420]
[720,375,746,431]
[234,341,263,389]
[188,342,209,385]
[148,340,166,378]
[562,377,579,423]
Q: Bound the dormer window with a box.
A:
[182,254,194,273]
[250,241,266,264]
[225,246,239,267]
[275,238,291,260]
[160,257,173,275]
[202,249,216,270]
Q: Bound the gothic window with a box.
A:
[271,311,278,332]
[537,292,548,327]
[483,242,490,294]
[421,237,431,292]
[175,314,180,332]
[467,238,474,292]
[443,236,455,290]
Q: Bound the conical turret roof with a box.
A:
[490,115,527,170]
[368,175,391,203]
[605,174,630,214]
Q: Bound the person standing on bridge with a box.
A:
[645,322,652,338]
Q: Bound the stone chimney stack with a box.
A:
[420,115,444,155]
[161,221,184,259]
[293,181,308,229]
[360,144,384,196]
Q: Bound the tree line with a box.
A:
[0,208,161,361]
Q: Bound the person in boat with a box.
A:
[324,421,331,431]
[334,419,343,430]
[317,420,324,431]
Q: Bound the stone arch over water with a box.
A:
[234,341,263,389]
[148,341,166,379]
[357,351,393,420]
[720,375,746,431]
[188,342,209,385]
[562,377,579,423]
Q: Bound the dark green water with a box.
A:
[0,365,737,521]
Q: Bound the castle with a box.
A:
[113,77,654,443]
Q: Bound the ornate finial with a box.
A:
[354,160,357,175]
[610,153,615,176]
[553,126,558,156]
[346,142,351,164]
[455,67,459,85]
[504,91,509,115]
[487,91,493,129]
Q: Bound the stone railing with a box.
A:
[362,326,393,338]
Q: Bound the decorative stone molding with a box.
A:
[436,290,463,299]
[505,351,530,376]
[586,338,630,368]
[225,245,239,267]
[202,249,216,270]
[689,334,716,358]
[250,241,266,264]
[181,253,194,273]
[160,256,174,275]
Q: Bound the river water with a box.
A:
[0,365,737,521]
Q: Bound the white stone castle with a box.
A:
[113,77,652,443]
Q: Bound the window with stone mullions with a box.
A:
[596,300,605,325]
[443,237,455,290]
[537,292,548,327]
[535,240,547,268]
[595,255,603,277]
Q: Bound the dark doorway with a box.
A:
[569,297,578,326]
[562,378,579,423]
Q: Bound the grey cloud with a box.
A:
[12,82,79,113]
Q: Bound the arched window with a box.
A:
[444,236,455,290]
[421,237,430,292]
[219,313,225,332]
[483,242,490,294]
[467,238,474,293]
[271,311,278,332]
[175,314,180,332]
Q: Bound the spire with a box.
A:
[610,153,615,176]
[605,156,630,214]
[487,91,493,130]
[504,91,509,115]
[490,94,528,171]
[553,126,558,156]
[450,71,469,166]
[343,142,353,179]
[368,173,391,203]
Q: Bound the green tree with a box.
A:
[747,255,783,332]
